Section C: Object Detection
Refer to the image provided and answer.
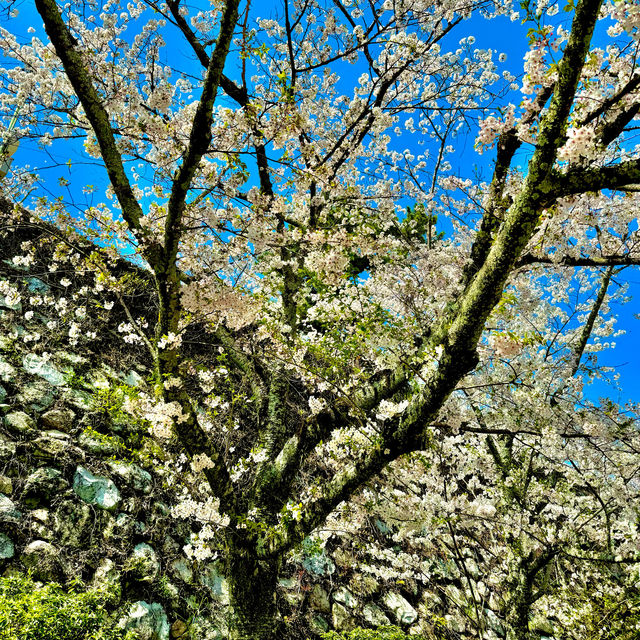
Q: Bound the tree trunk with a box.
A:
[226,547,281,640]
[505,588,533,640]
[504,545,556,640]
[504,569,535,640]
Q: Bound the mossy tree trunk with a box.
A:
[503,545,556,640]
[225,544,281,640]
[504,574,535,640]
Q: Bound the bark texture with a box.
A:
[226,547,281,640]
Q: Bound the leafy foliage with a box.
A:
[0,575,131,640]
[92,382,142,429]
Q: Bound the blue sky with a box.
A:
[2,0,638,403]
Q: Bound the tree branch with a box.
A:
[517,252,640,268]
[569,265,614,377]
[462,84,555,287]
[551,156,640,199]
[578,72,640,128]
[383,0,605,471]
[164,0,241,271]
[34,0,147,248]
[164,0,248,104]
[259,436,400,557]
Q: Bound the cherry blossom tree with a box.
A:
[2,0,640,638]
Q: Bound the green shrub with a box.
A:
[322,626,426,640]
[92,382,140,428]
[0,574,131,640]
